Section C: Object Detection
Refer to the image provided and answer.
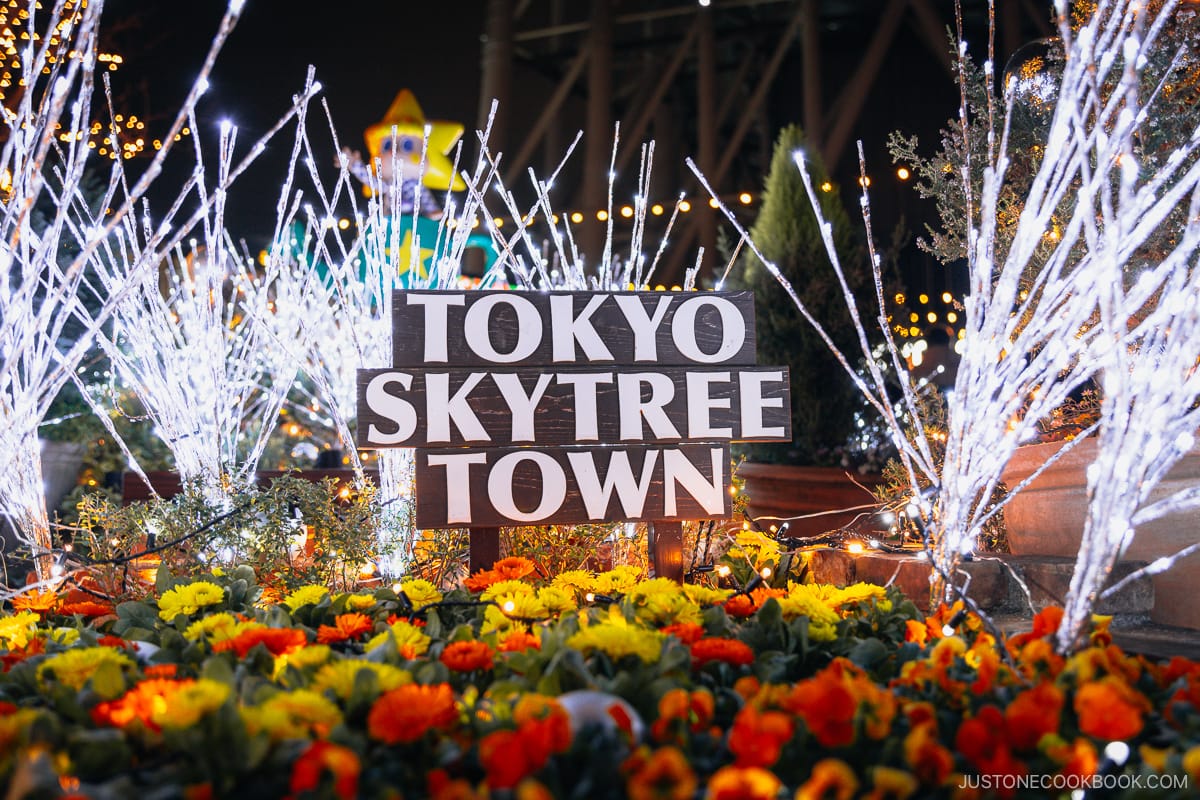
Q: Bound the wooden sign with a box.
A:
[356,366,791,448]
[356,289,791,580]
[414,442,730,529]
[393,290,759,367]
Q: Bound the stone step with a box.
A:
[807,550,1155,620]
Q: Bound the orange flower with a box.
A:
[464,569,500,593]
[499,630,541,653]
[1004,681,1063,751]
[91,679,194,731]
[626,747,697,800]
[59,600,114,618]
[1046,738,1098,780]
[904,619,930,647]
[287,740,360,800]
[796,758,859,800]
[492,556,537,581]
[316,613,374,644]
[661,622,705,645]
[781,666,859,748]
[723,595,756,619]
[11,590,58,615]
[513,694,572,767]
[367,683,458,744]
[1074,676,1149,740]
[213,627,307,658]
[903,720,954,786]
[97,635,132,650]
[651,689,714,742]
[704,765,781,800]
[1007,606,1064,649]
[428,769,486,800]
[441,640,495,672]
[728,704,794,768]
[690,637,754,668]
[144,664,178,680]
[864,766,918,800]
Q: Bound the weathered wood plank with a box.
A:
[392,290,758,367]
[357,366,790,448]
[414,443,731,528]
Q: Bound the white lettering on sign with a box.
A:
[489,451,568,522]
[612,294,672,361]
[551,294,614,362]
[463,294,541,362]
[740,370,786,439]
[618,373,681,440]
[686,371,732,438]
[425,451,487,523]
[407,294,465,362]
[555,372,613,441]
[664,447,725,516]
[425,372,490,443]
[568,449,658,519]
[670,295,746,363]
[364,372,418,444]
[492,373,554,442]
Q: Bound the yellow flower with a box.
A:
[480,579,535,601]
[536,586,577,616]
[733,529,780,565]
[158,581,225,621]
[567,608,662,663]
[0,611,40,649]
[152,679,230,728]
[398,579,442,608]
[50,628,79,646]
[284,644,332,669]
[0,709,39,751]
[344,594,377,611]
[777,585,841,641]
[551,570,597,596]
[312,660,412,700]
[628,579,702,626]
[682,583,733,606]
[284,585,331,612]
[184,612,255,643]
[827,583,888,613]
[364,620,431,658]
[38,647,135,690]
[243,689,343,740]
[593,565,644,594]
[497,593,549,620]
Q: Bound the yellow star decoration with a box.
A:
[364,89,465,191]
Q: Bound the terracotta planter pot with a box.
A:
[1001,438,1200,628]
[737,462,882,539]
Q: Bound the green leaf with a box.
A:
[155,563,174,596]
[847,637,889,670]
[114,601,159,633]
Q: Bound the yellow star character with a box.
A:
[363,89,466,192]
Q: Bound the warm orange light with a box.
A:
[707,197,719,209]
[738,192,752,205]
[896,167,911,180]
[570,211,584,224]
[620,205,634,218]
[846,541,865,555]
[596,209,609,221]
[678,200,692,212]
[650,203,664,216]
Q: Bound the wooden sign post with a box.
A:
[357,290,790,581]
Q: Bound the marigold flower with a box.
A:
[57,600,114,618]
[479,729,534,789]
[11,590,58,615]
[316,613,374,644]
[441,640,494,672]
[1004,681,1063,750]
[499,630,541,653]
[681,583,732,606]
[723,594,756,619]
[728,705,794,768]
[365,619,431,659]
[288,740,360,800]
[0,611,40,650]
[243,689,342,740]
[367,682,457,744]
[690,637,754,668]
[213,627,308,658]
[660,622,705,645]
[796,758,859,800]
[551,569,597,596]
[955,705,1026,780]
[536,585,577,616]
[1074,676,1149,740]
[158,581,225,621]
[651,689,715,741]
[464,569,500,593]
[144,664,177,680]
[37,646,135,690]
[567,610,663,663]
[312,660,411,700]
[344,593,378,611]
[183,612,246,643]
[626,747,697,800]
[514,695,572,766]
[153,679,231,728]
[427,769,485,800]
[1007,605,1064,649]
[480,579,536,602]
[492,556,537,581]
[704,765,781,800]
[593,565,644,594]
[283,585,330,612]
[397,578,443,608]
[92,678,194,730]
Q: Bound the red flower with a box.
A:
[723,595,756,619]
[213,627,308,658]
[690,638,754,668]
[464,570,500,593]
[144,664,178,680]
[661,622,705,644]
[492,556,537,581]
[728,705,794,768]
[479,729,534,789]
[367,683,458,744]
[956,706,1026,786]
[781,668,858,748]
[441,640,495,672]
[98,635,131,649]
[1008,606,1064,649]
[58,600,115,618]
[287,740,360,800]
[316,613,374,644]
[1004,681,1063,751]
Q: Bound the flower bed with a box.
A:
[3,560,1200,799]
